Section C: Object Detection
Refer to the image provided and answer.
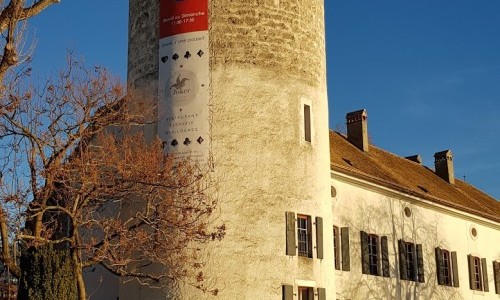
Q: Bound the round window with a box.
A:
[469,225,478,240]
[331,186,337,198]
[404,207,412,218]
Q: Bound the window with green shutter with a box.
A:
[399,240,424,282]
[468,254,488,292]
[435,248,459,287]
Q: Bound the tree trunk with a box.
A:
[17,244,78,300]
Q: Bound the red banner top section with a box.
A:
[160,0,208,38]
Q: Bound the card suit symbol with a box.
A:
[172,53,179,60]
[197,137,204,144]
[161,56,168,63]
[184,51,191,59]
[197,50,204,57]
[183,138,191,146]
[171,139,178,147]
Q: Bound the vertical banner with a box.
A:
[158,0,209,162]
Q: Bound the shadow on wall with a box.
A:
[336,197,464,300]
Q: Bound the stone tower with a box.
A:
[124,0,332,299]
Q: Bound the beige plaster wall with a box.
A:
[177,0,332,298]
[331,171,500,300]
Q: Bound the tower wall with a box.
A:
[123,1,333,299]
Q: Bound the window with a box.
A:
[285,212,323,258]
[435,248,459,287]
[368,234,379,275]
[361,231,389,277]
[303,104,311,142]
[333,226,340,270]
[468,255,489,292]
[405,242,416,280]
[297,215,312,258]
[472,256,482,290]
[282,286,325,300]
[398,240,424,282]
[442,250,451,285]
[298,287,313,300]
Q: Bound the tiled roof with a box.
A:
[329,130,500,223]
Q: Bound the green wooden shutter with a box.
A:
[360,231,369,274]
[481,258,489,292]
[493,261,500,294]
[316,217,323,259]
[381,236,390,277]
[282,285,293,300]
[398,240,407,280]
[285,212,296,256]
[317,287,326,300]
[341,227,350,271]
[468,255,475,290]
[416,244,425,283]
[451,251,459,287]
[435,247,444,285]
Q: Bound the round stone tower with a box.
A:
[127,0,333,299]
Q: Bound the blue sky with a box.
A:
[27,1,500,200]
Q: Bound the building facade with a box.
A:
[330,110,500,300]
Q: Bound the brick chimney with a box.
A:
[346,109,369,152]
[434,150,455,185]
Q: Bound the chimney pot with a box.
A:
[434,150,455,185]
[346,109,369,152]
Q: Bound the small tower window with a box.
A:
[304,104,311,142]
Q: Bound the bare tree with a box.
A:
[0,0,60,85]
[0,57,224,299]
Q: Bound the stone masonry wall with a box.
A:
[210,0,326,87]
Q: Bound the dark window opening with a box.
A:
[298,286,313,300]
[297,215,312,258]
[304,104,311,142]
[368,234,379,275]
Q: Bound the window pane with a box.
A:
[368,235,379,275]
[298,215,311,257]
[406,243,416,280]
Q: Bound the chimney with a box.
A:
[346,109,369,152]
[405,155,423,164]
[434,150,455,185]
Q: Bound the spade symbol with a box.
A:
[172,53,179,60]
[171,139,178,147]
